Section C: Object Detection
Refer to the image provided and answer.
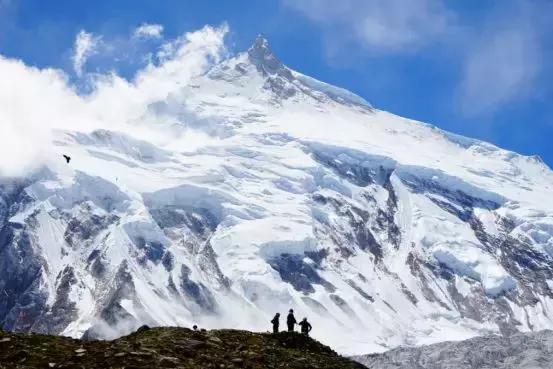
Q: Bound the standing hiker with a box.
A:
[287,309,297,332]
[271,313,280,333]
[298,317,312,336]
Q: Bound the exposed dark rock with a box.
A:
[149,206,218,238]
[180,265,218,313]
[329,294,356,317]
[311,192,384,261]
[305,249,329,266]
[269,253,335,294]
[99,261,137,327]
[161,251,174,271]
[133,236,165,263]
[346,279,374,302]
[400,283,418,305]
[88,250,107,278]
[0,184,52,334]
[136,325,150,333]
[64,211,119,248]
[33,266,78,334]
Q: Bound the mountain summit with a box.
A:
[247,34,286,76]
[1,37,553,355]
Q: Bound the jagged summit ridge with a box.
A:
[247,34,286,75]
[241,34,370,107]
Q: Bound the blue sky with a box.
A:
[1,0,552,166]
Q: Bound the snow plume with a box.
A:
[134,23,164,39]
[0,24,229,177]
[72,30,102,77]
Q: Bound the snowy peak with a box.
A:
[2,32,553,357]
[202,35,371,109]
[249,34,271,53]
[247,34,286,76]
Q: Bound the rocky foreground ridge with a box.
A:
[0,326,367,369]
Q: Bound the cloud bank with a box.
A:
[0,24,229,177]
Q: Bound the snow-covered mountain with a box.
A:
[2,35,553,355]
[353,330,553,369]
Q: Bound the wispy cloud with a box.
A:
[0,24,228,176]
[461,28,540,115]
[72,30,102,76]
[459,2,550,115]
[283,0,452,53]
[285,0,552,116]
[134,23,164,39]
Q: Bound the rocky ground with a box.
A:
[0,326,367,369]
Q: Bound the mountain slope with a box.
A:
[353,330,553,369]
[1,35,553,355]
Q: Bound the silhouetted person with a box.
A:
[287,309,297,332]
[193,325,198,331]
[298,318,312,336]
[271,313,280,333]
[63,154,71,164]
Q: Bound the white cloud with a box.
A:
[283,0,451,53]
[285,0,550,115]
[461,27,540,114]
[0,24,228,177]
[72,30,102,76]
[459,2,548,115]
[134,23,164,39]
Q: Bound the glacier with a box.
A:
[1,34,553,355]
[353,330,553,369]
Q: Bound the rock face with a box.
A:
[1,36,553,354]
[0,326,367,369]
[353,330,553,369]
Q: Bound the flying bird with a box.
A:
[63,154,71,164]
